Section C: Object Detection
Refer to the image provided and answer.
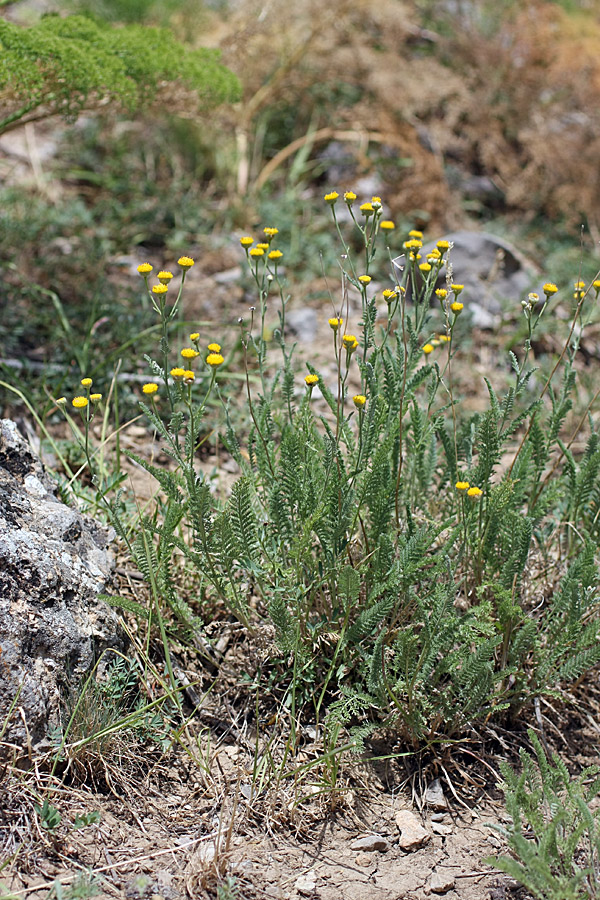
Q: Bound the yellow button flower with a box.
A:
[268,250,283,260]
[353,394,366,408]
[451,284,464,294]
[435,288,448,300]
[256,243,270,250]
[55,397,67,407]
[436,240,450,251]
[342,334,358,351]
[360,202,374,215]
[157,271,173,284]
[80,377,92,387]
[72,396,88,409]
[419,263,432,273]
[451,302,464,314]
[178,256,195,268]
[382,289,397,301]
[344,190,357,202]
[206,353,224,367]
[328,317,343,330]
[408,229,423,239]
[422,343,434,355]
[358,275,372,285]
[181,348,199,360]
[263,227,279,237]
[137,263,153,275]
[170,367,186,379]
[208,343,221,353]
[380,220,395,230]
[324,191,339,204]
[189,332,200,341]
[152,284,168,294]
[90,393,102,402]
[183,370,195,383]
[305,374,319,386]
[543,282,558,295]
[455,481,470,492]
[240,236,254,247]
[142,383,158,394]
[467,486,483,499]
[249,247,264,257]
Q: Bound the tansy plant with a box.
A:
[53,200,600,750]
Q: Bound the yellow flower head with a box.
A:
[72,396,88,409]
[543,282,558,295]
[249,247,264,257]
[428,249,442,261]
[574,280,586,290]
[593,280,600,291]
[263,227,279,237]
[240,236,254,247]
[268,249,283,260]
[422,343,434,355]
[256,243,270,250]
[178,256,195,268]
[360,202,374,216]
[467,486,483,499]
[324,191,339,204]
[90,393,102,402]
[137,262,153,275]
[344,190,357,202]
[408,229,423,239]
[358,275,372,285]
[380,220,395,231]
[353,394,366,409]
[305,373,319,386]
[183,370,195,383]
[142,383,159,394]
[451,284,464,294]
[157,271,173,284]
[206,353,224,367]
[435,288,448,300]
[404,239,423,251]
[419,263,432,273]
[80,377,92,387]
[170,367,186,379]
[152,284,168,294]
[208,342,221,353]
[438,334,451,343]
[382,289,397,301]
[455,481,470,492]
[55,396,67,407]
[190,332,200,341]
[181,347,199,360]
[451,301,464,314]
[342,333,358,351]
[436,240,450,251]
[328,316,343,331]
[371,196,382,208]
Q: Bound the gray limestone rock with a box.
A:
[0,419,122,753]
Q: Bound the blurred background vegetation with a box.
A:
[2,0,600,421]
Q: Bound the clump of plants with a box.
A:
[53,193,600,754]
[488,729,600,900]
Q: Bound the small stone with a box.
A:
[395,810,431,851]
[430,869,456,894]
[294,872,316,896]
[349,834,391,852]
[431,821,452,836]
[424,778,447,810]
[355,853,372,866]
[286,308,318,342]
[430,812,446,822]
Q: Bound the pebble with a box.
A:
[395,810,431,851]
[294,872,317,896]
[349,834,391,852]
[431,821,453,836]
[424,778,447,811]
[430,869,456,894]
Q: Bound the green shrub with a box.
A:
[488,729,600,900]
[54,197,600,748]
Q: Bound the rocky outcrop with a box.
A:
[0,419,122,754]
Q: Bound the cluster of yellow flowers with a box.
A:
[137,256,195,298]
[239,227,283,263]
[324,191,396,233]
[56,377,102,411]
[455,481,483,499]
